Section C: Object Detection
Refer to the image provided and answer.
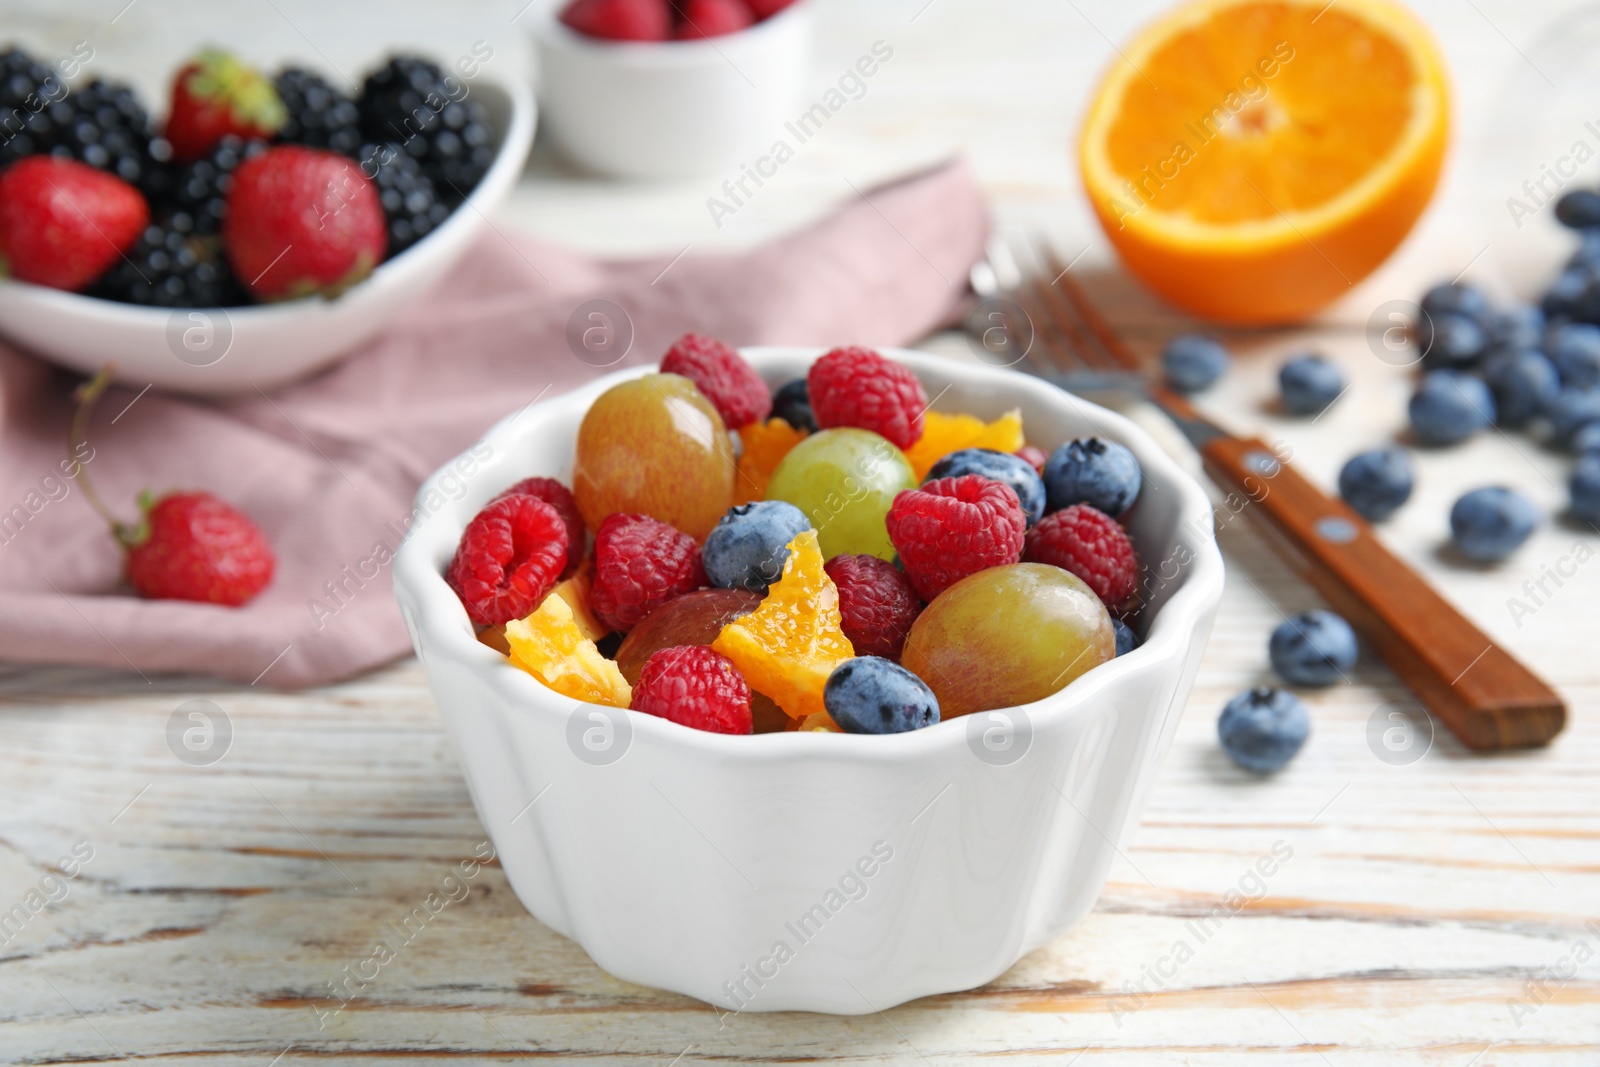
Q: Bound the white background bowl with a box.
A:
[530,1,811,179]
[393,348,1224,1014]
[0,72,535,396]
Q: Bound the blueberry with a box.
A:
[823,657,940,734]
[926,447,1046,526]
[1542,268,1588,319]
[1487,304,1544,351]
[1482,348,1560,428]
[1420,281,1490,326]
[1556,188,1600,230]
[1417,311,1489,371]
[1338,446,1414,521]
[1548,322,1600,388]
[1162,333,1229,394]
[1572,454,1600,524]
[1548,387,1600,446]
[770,378,817,432]
[1569,230,1600,271]
[1408,370,1495,445]
[1570,419,1600,455]
[702,501,811,592]
[1111,617,1139,657]
[1450,487,1539,562]
[1277,352,1345,415]
[1217,687,1310,773]
[1042,437,1142,516]
[1268,609,1357,687]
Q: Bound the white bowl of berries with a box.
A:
[0,48,534,395]
[532,0,810,179]
[393,339,1224,1013]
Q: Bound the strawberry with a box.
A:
[165,50,287,164]
[70,369,275,607]
[0,157,148,291]
[560,0,673,40]
[676,0,753,38]
[744,0,798,18]
[223,146,387,300]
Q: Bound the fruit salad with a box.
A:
[444,337,1148,736]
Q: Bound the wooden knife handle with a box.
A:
[1198,435,1565,751]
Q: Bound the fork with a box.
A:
[971,239,1565,752]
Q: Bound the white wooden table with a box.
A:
[3,0,1599,1062]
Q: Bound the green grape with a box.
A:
[765,428,915,561]
[901,563,1114,717]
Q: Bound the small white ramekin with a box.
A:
[393,348,1223,1014]
[530,1,811,179]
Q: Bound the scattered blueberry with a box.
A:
[1421,281,1490,326]
[1217,687,1310,773]
[1417,311,1489,370]
[702,500,811,592]
[1111,617,1138,657]
[1548,387,1600,446]
[1542,268,1588,320]
[1278,352,1346,415]
[1548,322,1600,388]
[1162,333,1229,394]
[1569,419,1600,455]
[1268,609,1357,687]
[1450,486,1539,562]
[1482,348,1559,428]
[770,377,817,432]
[1338,446,1414,521]
[1571,453,1600,524]
[926,447,1047,526]
[1042,436,1142,516]
[1487,304,1544,351]
[1408,370,1495,445]
[1570,229,1600,269]
[1555,188,1600,230]
[824,656,940,734]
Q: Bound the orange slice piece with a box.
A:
[903,409,1025,480]
[548,567,606,643]
[1079,0,1449,323]
[710,529,854,720]
[733,418,809,506]
[505,593,632,708]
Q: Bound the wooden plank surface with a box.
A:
[3,0,1599,1062]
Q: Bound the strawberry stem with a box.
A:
[69,364,141,547]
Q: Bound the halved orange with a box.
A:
[1080,0,1450,324]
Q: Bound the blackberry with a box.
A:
[90,212,250,308]
[358,56,494,203]
[42,77,169,189]
[274,67,361,156]
[171,135,267,235]
[0,46,62,165]
[356,141,449,256]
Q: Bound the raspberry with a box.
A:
[590,513,707,633]
[660,333,771,428]
[631,645,753,734]
[886,474,1025,601]
[559,0,672,40]
[494,477,586,576]
[1023,504,1140,615]
[1015,445,1047,473]
[676,0,754,38]
[808,346,928,450]
[824,554,922,661]
[447,495,570,627]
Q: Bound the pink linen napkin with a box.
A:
[0,159,988,687]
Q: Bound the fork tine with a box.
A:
[1011,238,1116,374]
[1046,249,1144,375]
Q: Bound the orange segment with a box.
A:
[733,418,808,506]
[903,409,1025,480]
[505,593,632,708]
[710,529,854,720]
[1080,0,1449,323]
[549,567,606,643]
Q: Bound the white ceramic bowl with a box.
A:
[531,1,811,179]
[0,73,535,396]
[393,348,1224,1014]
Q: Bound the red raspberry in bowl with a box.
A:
[493,477,587,575]
[631,645,753,734]
[660,333,771,428]
[1024,504,1141,615]
[824,554,921,661]
[590,513,707,632]
[808,346,928,450]
[447,495,570,627]
[559,0,673,40]
[676,0,754,38]
[1016,444,1048,473]
[886,474,1025,601]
